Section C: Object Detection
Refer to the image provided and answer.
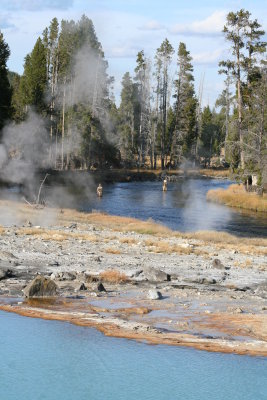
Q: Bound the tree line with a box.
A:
[0,10,266,181]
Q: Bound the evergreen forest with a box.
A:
[0,10,266,182]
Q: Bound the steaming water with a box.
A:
[74,178,267,237]
[4,177,267,236]
[0,311,266,400]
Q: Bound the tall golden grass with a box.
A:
[1,199,266,255]
[144,239,207,255]
[199,169,230,178]
[15,227,99,242]
[105,247,122,254]
[99,270,129,284]
[207,184,267,213]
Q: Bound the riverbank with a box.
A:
[207,184,267,213]
[0,200,266,356]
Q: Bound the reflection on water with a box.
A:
[74,178,266,237]
[3,177,267,237]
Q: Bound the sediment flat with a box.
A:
[0,200,266,356]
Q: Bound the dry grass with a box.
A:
[0,226,5,234]
[234,259,253,269]
[99,270,129,284]
[207,184,267,212]
[105,247,122,254]
[183,230,267,256]
[119,237,137,245]
[63,211,173,236]
[144,239,207,255]
[15,227,99,242]
[0,199,266,256]
[199,169,230,178]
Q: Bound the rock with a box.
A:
[58,272,76,281]
[0,268,13,280]
[199,278,217,285]
[147,289,162,300]
[79,283,87,291]
[96,282,106,292]
[212,259,225,270]
[48,261,60,267]
[85,274,100,283]
[0,251,17,259]
[143,267,171,282]
[68,223,77,229]
[23,275,58,298]
[254,281,267,299]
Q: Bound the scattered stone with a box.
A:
[86,274,100,283]
[58,272,76,281]
[234,308,244,314]
[147,289,162,300]
[26,220,32,227]
[96,282,106,292]
[212,259,225,270]
[68,223,77,229]
[79,283,87,291]
[0,251,17,259]
[199,278,217,285]
[49,261,60,267]
[254,281,267,299]
[23,275,58,297]
[0,268,13,280]
[143,267,171,282]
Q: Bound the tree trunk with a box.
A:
[61,81,66,170]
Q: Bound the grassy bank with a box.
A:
[207,184,267,213]
[0,199,267,256]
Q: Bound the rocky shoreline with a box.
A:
[0,200,266,356]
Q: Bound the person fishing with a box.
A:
[162,178,167,191]
[97,183,103,197]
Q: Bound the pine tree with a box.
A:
[155,39,174,169]
[172,42,197,165]
[118,72,136,164]
[219,9,266,169]
[19,37,47,112]
[134,50,151,167]
[0,31,12,134]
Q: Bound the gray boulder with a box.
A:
[79,283,87,291]
[254,281,267,299]
[143,267,171,282]
[0,268,13,281]
[23,275,58,298]
[58,272,76,281]
[96,282,106,292]
[147,289,162,300]
[212,259,225,270]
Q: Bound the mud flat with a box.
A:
[0,199,266,356]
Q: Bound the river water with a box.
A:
[0,311,266,400]
[62,178,267,237]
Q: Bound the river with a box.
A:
[45,177,267,237]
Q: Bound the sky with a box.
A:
[1,0,267,106]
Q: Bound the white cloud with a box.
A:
[0,0,74,11]
[192,48,224,65]
[0,14,14,29]
[107,46,139,59]
[171,10,226,36]
[139,20,164,31]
